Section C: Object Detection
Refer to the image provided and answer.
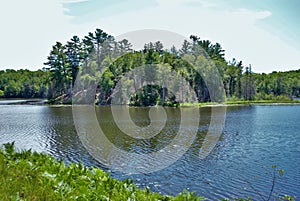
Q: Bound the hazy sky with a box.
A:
[0,0,299,73]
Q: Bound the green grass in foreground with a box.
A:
[0,143,295,201]
[0,143,206,201]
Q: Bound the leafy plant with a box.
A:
[0,143,206,201]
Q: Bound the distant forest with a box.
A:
[0,28,299,105]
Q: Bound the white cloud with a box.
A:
[183,0,218,8]
[0,0,299,73]
[155,0,218,9]
[255,10,272,19]
[89,2,299,73]
[155,0,183,8]
[60,0,89,3]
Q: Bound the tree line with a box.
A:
[0,28,299,104]
[0,69,49,98]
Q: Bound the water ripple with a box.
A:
[0,105,299,199]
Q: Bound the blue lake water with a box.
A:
[0,103,299,200]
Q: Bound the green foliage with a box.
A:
[0,143,207,201]
[1,28,300,103]
[277,195,296,201]
[0,89,4,97]
[253,70,300,100]
[43,28,300,105]
[0,69,49,98]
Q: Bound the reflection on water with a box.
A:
[0,104,299,199]
[73,106,203,173]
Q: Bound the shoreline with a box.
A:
[195,101,300,108]
[1,143,295,200]
[0,143,207,200]
[1,98,300,107]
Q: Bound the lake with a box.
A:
[0,102,299,200]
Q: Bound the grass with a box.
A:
[0,142,206,201]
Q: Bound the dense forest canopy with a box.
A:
[0,28,299,104]
[0,69,49,98]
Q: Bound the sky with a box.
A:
[0,0,299,73]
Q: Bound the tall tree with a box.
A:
[179,39,191,56]
[65,35,83,86]
[83,29,114,70]
[44,42,68,98]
